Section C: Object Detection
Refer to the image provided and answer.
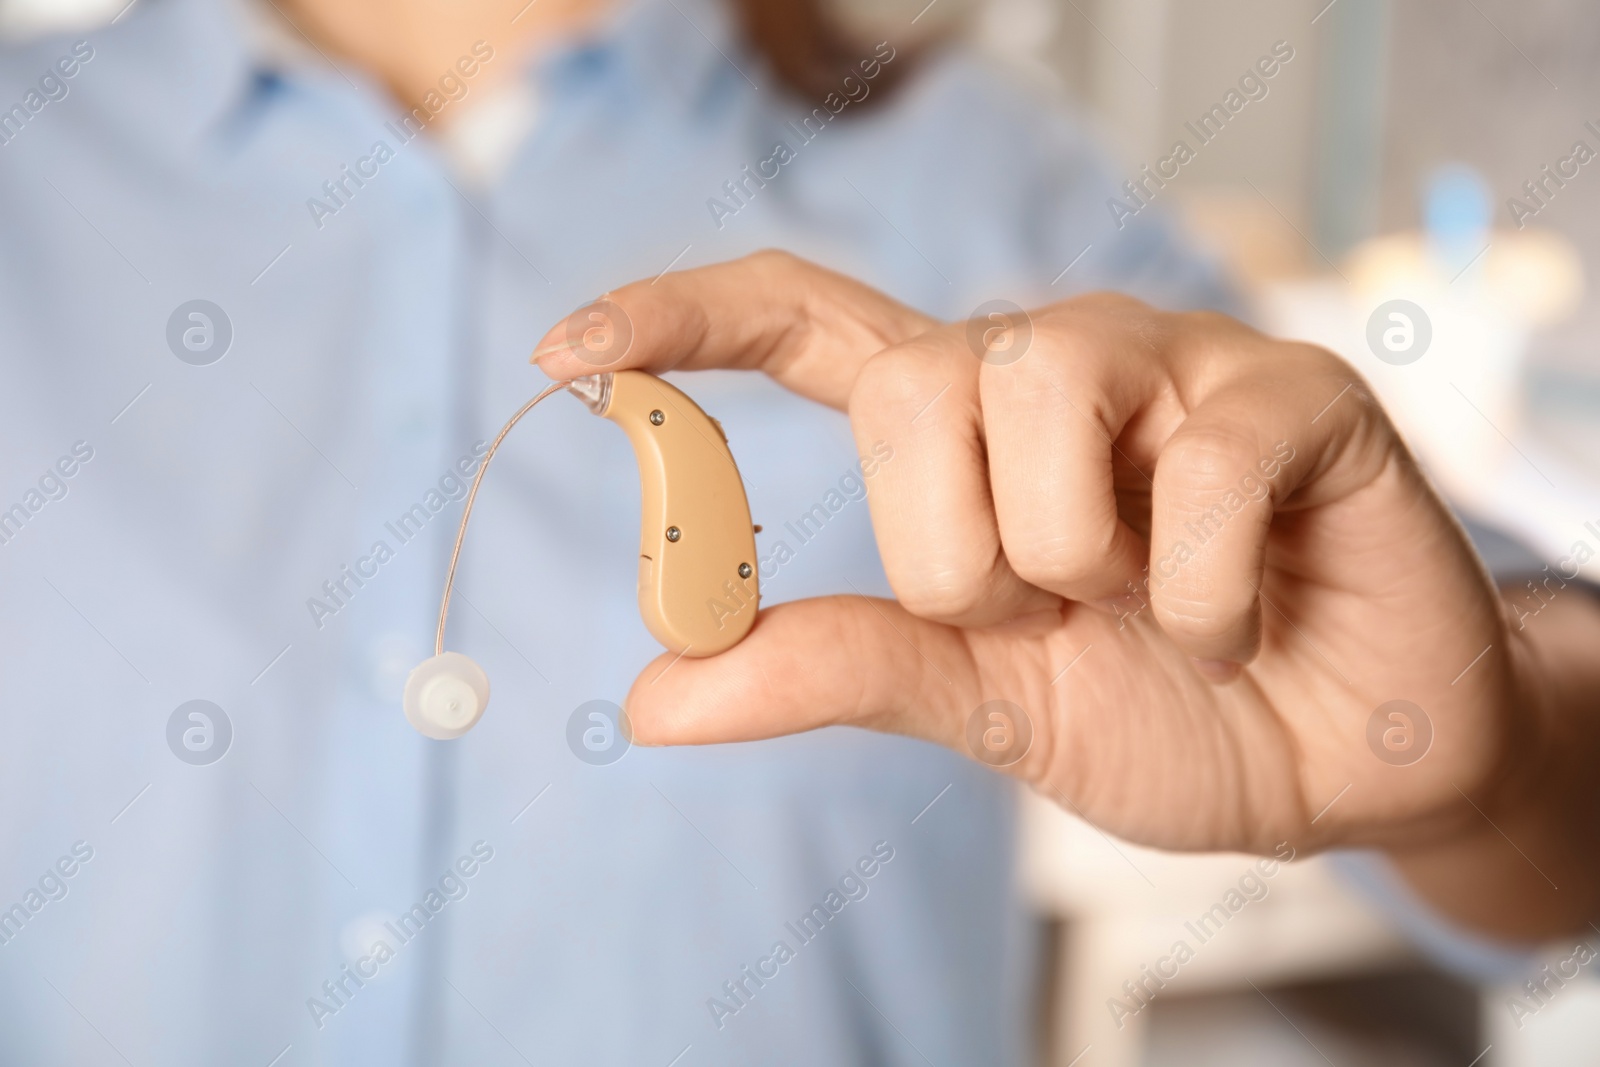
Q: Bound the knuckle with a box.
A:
[1052,290,1152,319]
[1031,314,1100,359]
[889,547,998,620]
[747,247,801,273]
[1035,293,1157,343]
[1014,559,1100,596]
[1176,307,1244,338]
[1293,339,1351,373]
[889,558,995,623]
[1006,534,1105,592]
[977,351,1063,410]
[851,345,946,420]
[1165,428,1259,488]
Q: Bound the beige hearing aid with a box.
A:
[568,370,760,655]
[403,370,760,740]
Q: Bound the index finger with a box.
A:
[530,250,937,410]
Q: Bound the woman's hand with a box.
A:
[534,251,1558,928]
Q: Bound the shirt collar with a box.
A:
[572,0,751,109]
[109,0,749,149]
[92,0,259,146]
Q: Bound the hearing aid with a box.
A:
[403,370,760,740]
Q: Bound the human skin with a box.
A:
[272,0,606,118]
[534,250,1600,941]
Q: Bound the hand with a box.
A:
[534,252,1539,901]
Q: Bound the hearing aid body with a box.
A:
[403,370,759,739]
[570,370,760,656]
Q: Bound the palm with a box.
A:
[961,453,1508,855]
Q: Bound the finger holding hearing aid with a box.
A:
[532,250,936,410]
[547,252,1521,876]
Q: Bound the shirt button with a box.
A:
[368,633,425,703]
[340,911,395,962]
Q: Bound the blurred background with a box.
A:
[5,0,1598,1064]
[971,1,1600,1064]
[995,1,1600,1064]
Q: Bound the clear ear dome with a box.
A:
[403,652,490,740]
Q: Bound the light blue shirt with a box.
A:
[0,1,1229,1063]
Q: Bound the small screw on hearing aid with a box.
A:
[738,563,753,578]
[649,409,665,425]
[666,526,681,542]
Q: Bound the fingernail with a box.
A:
[1191,658,1242,685]
[529,337,583,364]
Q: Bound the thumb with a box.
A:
[623,595,979,749]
